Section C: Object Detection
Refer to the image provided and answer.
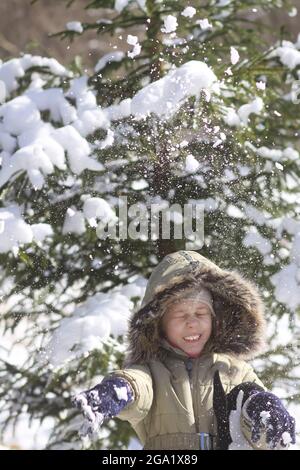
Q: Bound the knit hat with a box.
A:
[178,286,215,316]
[162,285,215,317]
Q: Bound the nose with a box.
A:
[186,316,199,327]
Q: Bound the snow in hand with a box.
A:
[228,390,253,450]
[113,385,129,401]
[74,392,104,442]
[260,410,271,426]
[282,432,293,446]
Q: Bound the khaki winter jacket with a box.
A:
[114,250,267,450]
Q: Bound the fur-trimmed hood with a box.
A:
[125,250,266,365]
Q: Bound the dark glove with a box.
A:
[243,391,296,449]
[213,370,265,449]
[72,376,134,439]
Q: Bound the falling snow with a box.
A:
[1,0,300,451]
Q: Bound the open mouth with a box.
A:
[183,334,201,343]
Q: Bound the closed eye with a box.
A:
[172,309,209,319]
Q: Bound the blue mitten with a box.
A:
[243,391,296,449]
[72,376,134,439]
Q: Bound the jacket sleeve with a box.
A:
[109,364,153,426]
[240,363,266,389]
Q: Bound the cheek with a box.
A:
[165,321,182,338]
[203,319,213,335]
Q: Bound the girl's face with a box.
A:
[161,300,213,358]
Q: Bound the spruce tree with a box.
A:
[0,0,299,449]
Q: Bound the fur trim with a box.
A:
[124,252,266,366]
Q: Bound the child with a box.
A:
[72,250,295,450]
